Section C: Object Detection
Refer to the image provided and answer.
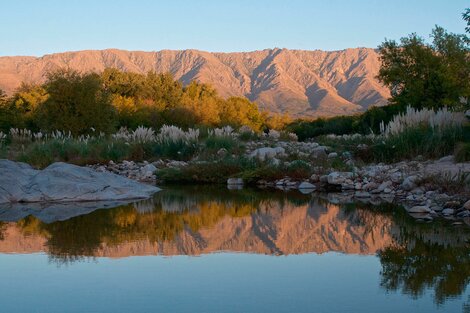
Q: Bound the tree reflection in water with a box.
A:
[1,186,469,307]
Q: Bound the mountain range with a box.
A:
[0,48,390,117]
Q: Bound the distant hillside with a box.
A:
[0,48,389,117]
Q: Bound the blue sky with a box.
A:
[0,0,468,56]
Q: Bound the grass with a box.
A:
[370,125,464,163]
[7,137,200,168]
[204,135,239,151]
[316,124,465,164]
[421,170,470,195]
[454,142,470,162]
[15,139,133,168]
[157,157,257,184]
[157,157,320,185]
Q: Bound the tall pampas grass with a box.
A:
[157,125,199,144]
[382,106,465,136]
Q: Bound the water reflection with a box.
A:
[0,186,469,307]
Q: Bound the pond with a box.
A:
[0,186,469,313]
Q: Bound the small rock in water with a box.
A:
[227,178,244,186]
[298,182,316,190]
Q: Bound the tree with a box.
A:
[0,89,7,104]
[377,26,469,111]
[0,89,25,132]
[220,97,263,131]
[464,8,470,34]
[180,81,222,126]
[35,70,117,135]
[10,83,48,130]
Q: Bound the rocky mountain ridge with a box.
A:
[0,48,389,117]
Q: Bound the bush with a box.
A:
[34,70,117,135]
[370,125,464,162]
[16,138,132,168]
[455,142,470,162]
[286,104,407,141]
[286,160,312,178]
[158,157,257,184]
[204,135,238,151]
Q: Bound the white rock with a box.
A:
[407,205,431,213]
[327,172,353,185]
[401,176,418,191]
[377,181,393,192]
[312,146,328,159]
[141,164,157,174]
[250,147,285,161]
[327,152,338,159]
[227,178,244,185]
[298,182,316,190]
[0,160,160,204]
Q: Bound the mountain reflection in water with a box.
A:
[0,186,469,309]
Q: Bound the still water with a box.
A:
[0,186,468,313]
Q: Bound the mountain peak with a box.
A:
[0,48,389,118]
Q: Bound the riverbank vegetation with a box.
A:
[0,12,469,175]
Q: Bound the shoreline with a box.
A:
[88,154,470,226]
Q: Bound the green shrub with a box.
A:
[370,125,463,162]
[204,136,238,151]
[286,103,406,141]
[158,157,257,184]
[455,142,470,162]
[151,141,198,161]
[15,138,133,168]
[286,160,312,178]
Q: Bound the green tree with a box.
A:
[463,8,470,34]
[180,81,222,126]
[377,26,469,110]
[0,89,25,132]
[10,83,48,130]
[220,97,264,131]
[35,70,117,135]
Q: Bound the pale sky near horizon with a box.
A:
[0,0,468,57]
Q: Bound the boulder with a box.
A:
[464,200,470,210]
[250,147,285,161]
[377,181,393,192]
[141,164,157,179]
[407,205,431,213]
[327,172,354,185]
[298,182,316,190]
[0,160,160,204]
[310,174,320,183]
[401,175,418,191]
[312,146,327,159]
[227,178,244,185]
[355,191,371,198]
[442,208,455,215]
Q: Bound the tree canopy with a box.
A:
[0,68,279,133]
[377,23,470,111]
